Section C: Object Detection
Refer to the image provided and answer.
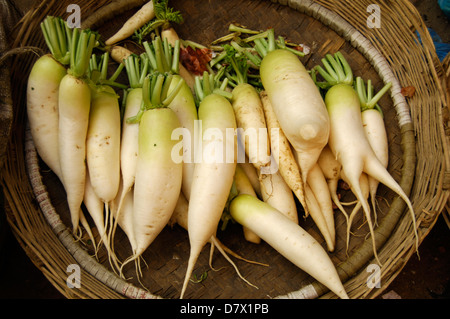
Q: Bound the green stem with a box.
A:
[228,23,261,35]
[143,36,180,74]
[142,72,184,111]
[69,27,99,78]
[312,51,353,89]
[355,76,392,114]
[88,52,126,89]
[125,53,151,88]
[194,71,232,105]
[40,16,71,65]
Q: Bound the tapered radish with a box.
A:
[110,53,150,250]
[259,90,308,214]
[306,163,335,251]
[229,194,348,299]
[356,77,391,221]
[327,84,417,261]
[120,73,183,277]
[258,30,330,183]
[27,55,66,180]
[27,16,71,181]
[105,0,155,46]
[142,36,198,198]
[180,76,237,298]
[58,28,98,235]
[221,45,271,172]
[85,83,121,259]
[317,144,348,220]
[315,52,418,262]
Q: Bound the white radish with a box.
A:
[229,194,349,299]
[86,85,121,215]
[259,90,308,214]
[120,73,184,277]
[259,31,330,183]
[27,16,71,181]
[105,0,155,46]
[362,109,389,220]
[167,74,198,199]
[356,77,391,222]
[325,82,418,262]
[58,28,98,235]
[27,54,66,180]
[180,91,237,299]
[234,164,261,244]
[259,166,298,224]
[306,163,335,252]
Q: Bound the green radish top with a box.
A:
[127,72,185,124]
[40,16,72,66]
[88,52,126,90]
[67,27,100,79]
[143,35,181,74]
[355,76,392,116]
[312,51,393,113]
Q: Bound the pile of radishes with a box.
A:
[27,1,418,300]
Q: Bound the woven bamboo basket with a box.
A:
[1,0,449,299]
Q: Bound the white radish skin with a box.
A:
[131,108,183,260]
[27,54,66,181]
[105,0,155,46]
[110,45,134,64]
[232,83,270,171]
[362,109,389,220]
[306,163,335,251]
[58,73,91,234]
[180,93,237,299]
[260,90,307,214]
[238,158,262,199]
[260,49,330,184]
[259,168,298,224]
[230,194,349,299]
[86,85,121,206]
[234,164,261,244]
[317,144,348,220]
[304,183,335,253]
[114,88,142,227]
[167,75,198,199]
[325,83,418,262]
